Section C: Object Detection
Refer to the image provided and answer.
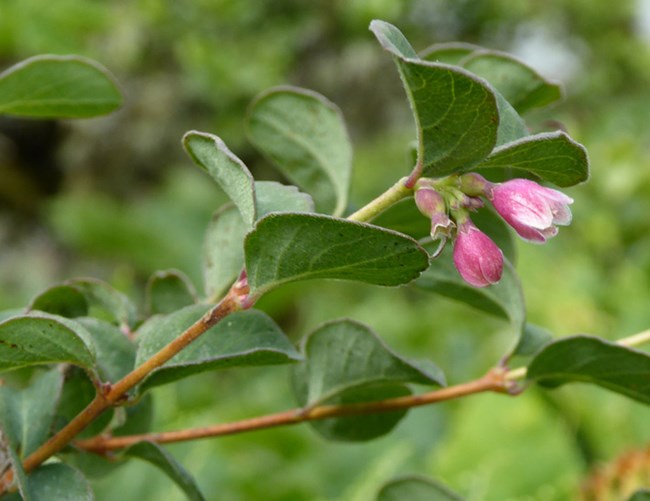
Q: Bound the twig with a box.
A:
[75,368,512,454]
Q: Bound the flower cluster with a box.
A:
[415,174,574,287]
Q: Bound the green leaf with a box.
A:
[245,213,430,297]
[28,286,88,318]
[203,204,247,300]
[0,314,96,372]
[183,131,256,226]
[8,463,94,501]
[55,367,113,439]
[0,55,122,118]
[527,335,650,404]
[377,475,464,501]
[146,270,197,316]
[254,181,315,218]
[461,51,563,113]
[123,441,205,501]
[1,440,30,500]
[246,86,352,216]
[292,320,444,441]
[475,131,590,187]
[369,20,499,178]
[416,249,525,336]
[29,279,138,329]
[77,318,135,382]
[0,369,64,458]
[493,91,529,147]
[136,305,301,394]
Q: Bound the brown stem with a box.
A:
[0,286,245,493]
[75,368,511,454]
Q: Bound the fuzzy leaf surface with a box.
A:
[183,131,256,226]
[475,131,590,187]
[245,213,429,297]
[0,314,96,372]
[370,20,499,177]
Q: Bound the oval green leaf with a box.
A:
[475,131,590,187]
[527,335,650,404]
[292,319,444,441]
[246,86,352,216]
[0,55,122,118]
[0,314,96,372]
[182,131,256,226]
[136,305,301,394]
[245,213,430,297]
[369,20,499,178]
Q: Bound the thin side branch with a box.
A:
[75,368,512,454]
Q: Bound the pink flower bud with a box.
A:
[415,186,453,240]
[453,219,503,287]
[487,179,573,243]
[414,186,445,219]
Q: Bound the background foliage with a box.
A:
[1,1,650,499]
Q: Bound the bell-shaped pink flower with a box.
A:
[453,219,503,287]
[487,179,573,243]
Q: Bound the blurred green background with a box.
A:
[1,0,650,499]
